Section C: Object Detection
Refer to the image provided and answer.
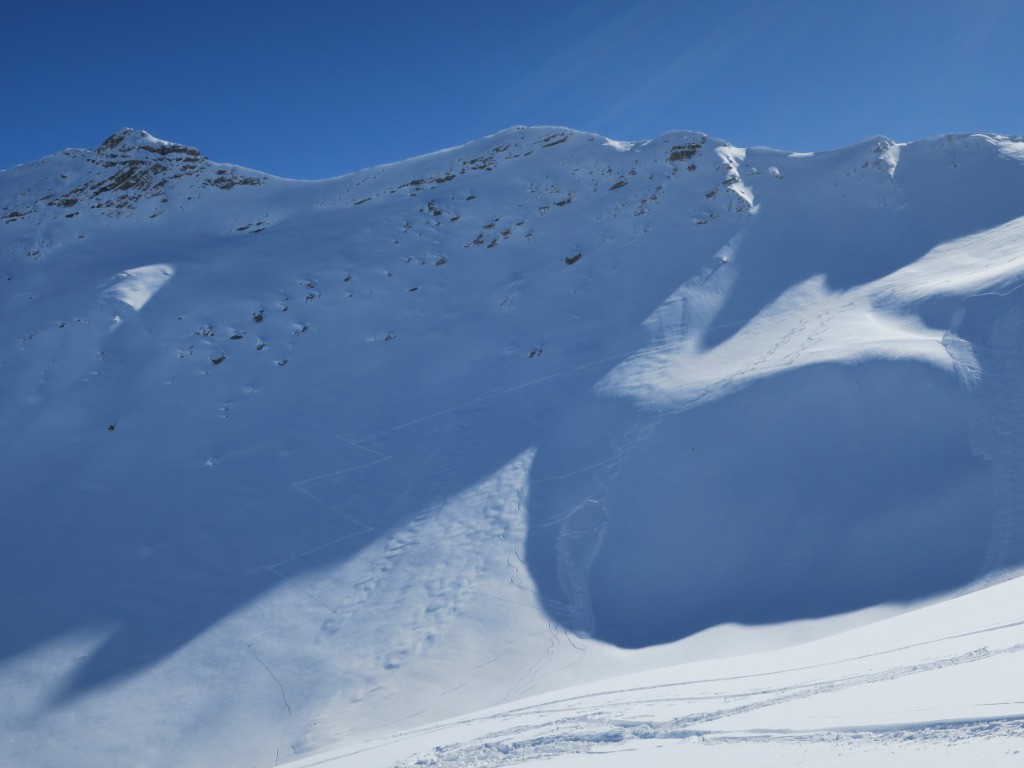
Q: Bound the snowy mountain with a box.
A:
[2,126,1024,767]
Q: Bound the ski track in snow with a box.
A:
[290,606,1024,767]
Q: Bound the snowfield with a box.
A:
[1,126,1023,767]
[285,573,1024,768]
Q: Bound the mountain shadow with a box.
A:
[526,354,1000,647]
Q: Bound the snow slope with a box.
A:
[2,127,1024,766]
[282,573,1024,768]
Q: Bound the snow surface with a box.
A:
[2,127,1024,767]
[281,573,1024,767]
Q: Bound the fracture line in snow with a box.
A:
[248,644,293,766]
[264,566,340,613]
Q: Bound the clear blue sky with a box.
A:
[3,0,1022,179]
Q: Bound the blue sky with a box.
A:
[3,0,1022,179]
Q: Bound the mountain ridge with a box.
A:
[3,125,1024,767]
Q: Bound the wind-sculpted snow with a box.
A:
[2,127,1024,767]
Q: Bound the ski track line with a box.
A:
[395,644,1024,766]
[483,617,1024,719]
[383,624,1024,744]
[268,338,673,597]
[262,438,390,597]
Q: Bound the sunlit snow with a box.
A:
[2,126,1023,768]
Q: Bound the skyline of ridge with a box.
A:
[3,0,1022,179]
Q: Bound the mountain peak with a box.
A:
[0,128,266,224]
[96,128,203,159]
